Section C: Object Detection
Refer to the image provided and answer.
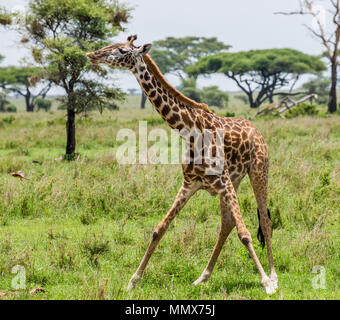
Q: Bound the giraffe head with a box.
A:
[86,35,152,70]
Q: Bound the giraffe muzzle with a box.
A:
[86,52,95,58]
[86,52,100,64]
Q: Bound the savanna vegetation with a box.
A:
[0,98,339,300]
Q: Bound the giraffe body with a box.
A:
[87,35,278,294]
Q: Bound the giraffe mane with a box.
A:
[143,54,213,114]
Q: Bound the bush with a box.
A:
[285,103,319,119]
[225,111,235,117]
[201,86,229,108]
[4,105,17,113]
[179,82,229,108]
[180,87,202,102]
[35,98,52,112]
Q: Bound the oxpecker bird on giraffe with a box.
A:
[86,35,278,294]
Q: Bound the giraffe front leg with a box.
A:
[193,197,235,286]
[127,182,198,291]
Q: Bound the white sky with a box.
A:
[0,0,331,93]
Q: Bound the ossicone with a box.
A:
[127,34,137,46]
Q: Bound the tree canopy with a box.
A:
[152,36,231,80]
[0,65,51,111]
[188,48,326,108]
[15,0,131,155]
[149,49,176,75]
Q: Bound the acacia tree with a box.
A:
[188,48,325,108]
[13,0,130,156]
[275,0,340,113]
[1,8,51,112]
[0,66,51,112]
[152,36,231,80]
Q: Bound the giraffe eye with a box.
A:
[118,48,128,55]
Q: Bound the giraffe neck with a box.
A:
[132,55,200,132]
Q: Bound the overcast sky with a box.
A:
[0,0,331,92]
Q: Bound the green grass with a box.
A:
[0,96,339,300]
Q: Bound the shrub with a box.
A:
[5,105,17,113]
[285,103,319,119]
[201,86,229,108]
[180,87,202,102]
[35,98,52,112]
[225,111,235,117]
[180,83,229,108]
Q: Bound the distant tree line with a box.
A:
[144,36,331,111]
[188,48,326,108]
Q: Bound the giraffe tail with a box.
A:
[257,208,272,249]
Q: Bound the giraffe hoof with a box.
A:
[270,274,279,290]
[127,273,141,291]
[262,278,276,295]
[192,272,210,285]
[192,278,207,286]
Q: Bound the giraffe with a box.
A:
[86,35,278,294]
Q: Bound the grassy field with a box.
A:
[0,96,339,300]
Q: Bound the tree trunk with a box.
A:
[140,91,147,109]
[246,93,257,108]
[250,99,262,108]
[27,103,34,112]
[268,92,274,103]
[328,62,337,113]
[25,90,34,112]
[66,108,76,155]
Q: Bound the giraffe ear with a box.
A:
[137,43,152,55]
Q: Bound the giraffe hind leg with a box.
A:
[249,163,278,289]
[256,208,272,248]
[219,179,275,294]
